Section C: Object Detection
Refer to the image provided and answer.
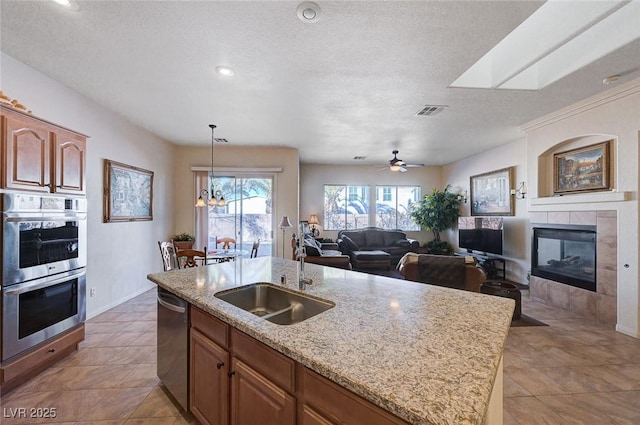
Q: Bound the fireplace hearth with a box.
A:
[531,224,597,292]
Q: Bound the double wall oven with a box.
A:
[1,193,87,361]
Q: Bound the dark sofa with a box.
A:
[336,227,419,269]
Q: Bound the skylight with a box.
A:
[451,0,640,90]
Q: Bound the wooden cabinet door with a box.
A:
[230,358,296,425]
[2,113,51,192]
[52,129,86,194]
[190,328,230,425]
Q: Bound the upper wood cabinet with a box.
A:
[1,106,87,194]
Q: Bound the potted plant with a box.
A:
[410,185,461,255]
[171,232,195,250]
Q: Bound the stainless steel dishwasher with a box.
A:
[157,287,189,411]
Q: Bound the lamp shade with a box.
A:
[308,214,320,225]
[278,216,292,229]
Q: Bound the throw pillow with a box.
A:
[341,234,359,251]
[394,239,411,247]
[303,238,321,256]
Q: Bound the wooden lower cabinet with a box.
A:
[190,328,230,425]
[0,324,85,395]
[230,358,296,425]
[189,305,409,425]
[300,405,337,425]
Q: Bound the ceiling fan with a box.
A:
[378,150,425,173]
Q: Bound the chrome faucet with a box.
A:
[297,244,313,290]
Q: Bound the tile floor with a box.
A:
[1,287,640,424]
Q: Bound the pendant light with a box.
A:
[195,124,226,207]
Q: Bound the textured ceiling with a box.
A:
[1,1,639,166]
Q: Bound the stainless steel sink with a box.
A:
[214,283,334,325]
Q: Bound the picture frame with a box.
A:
[103,159,154,222]
[554,141,611,194]
[470,167,514,216]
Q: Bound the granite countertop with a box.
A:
[147,257,514,425]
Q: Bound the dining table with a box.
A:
[198,249,249,264]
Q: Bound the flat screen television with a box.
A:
[458,217,503,255]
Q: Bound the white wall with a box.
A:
[442,139,530,283]
[1,53,177,318]
[300,164,442,244]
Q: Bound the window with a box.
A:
[375,186,421,230]
[324,185,369,230]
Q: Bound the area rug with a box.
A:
[511,314,548,327]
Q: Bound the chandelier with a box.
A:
[195,124,226,207]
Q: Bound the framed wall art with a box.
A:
[554,141,611,195]
[470,167,514,216]
[103,159,154,222]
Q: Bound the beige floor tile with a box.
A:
[123,418,177,425]
[536,393,620,425]
[503,396,565,425]
[121,321,156,333]
[128,387,182,418]
[15,364,137,392]
[129,332,157,346]
[77,387,155,421]
[106,346,156,365]
[74,421,126,425]
[503,375,532,397]
[117,364,160,388]
[55,346,125,367]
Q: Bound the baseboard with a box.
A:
[615,324,639,339]
[86,283,156,320]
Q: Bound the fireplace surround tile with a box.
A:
[530,276,548,302]
[529,211,549,224]
[597,269,617,297]
[548,281,570,310]
[548,211,571,224]
[569,287,597,318]
[570,211,597,226]
[597,242,617,272]
[596,294,617,326]
[596,216,617,244]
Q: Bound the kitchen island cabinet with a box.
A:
[148,257,513,425]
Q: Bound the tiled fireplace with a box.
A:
[529,210,617,326]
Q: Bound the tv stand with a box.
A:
[456,251,506,280]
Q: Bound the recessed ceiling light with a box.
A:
[297,2,321,23]
[215,66,235,77]
[51,0,79,11]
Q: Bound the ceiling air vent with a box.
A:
[214,138,229,143]
[353,156,366,160]
[415,105,448,116]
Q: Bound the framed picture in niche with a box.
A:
[554,141,611,195]
[470,167,514,216]
[103,159,154,222]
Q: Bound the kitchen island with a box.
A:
[147,257,514,425]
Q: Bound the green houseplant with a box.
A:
[410,185,461,255]
[171,232,195,250]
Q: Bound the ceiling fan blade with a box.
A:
[399,166,408,173]
[404,163,425,168]
[376,166,389,172]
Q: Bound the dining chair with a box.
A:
[175,246,208,268]
[158,241,178,271]
[216,237,236,250]
[250,239,260,258]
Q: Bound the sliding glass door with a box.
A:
[197,174,273,257]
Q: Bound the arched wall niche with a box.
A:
[536,134,617,198]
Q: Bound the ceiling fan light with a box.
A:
[389,164,401,172]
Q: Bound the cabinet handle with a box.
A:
[216,362,224,369]
[48,348,56,353]
[228,371,235,377]
[45,183,52,188]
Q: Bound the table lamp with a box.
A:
[278,216,292,258]
[308,214,320,237]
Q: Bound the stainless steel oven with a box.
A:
[2,268,86,360]
[2,193,87,286]
[1,192,87,361]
